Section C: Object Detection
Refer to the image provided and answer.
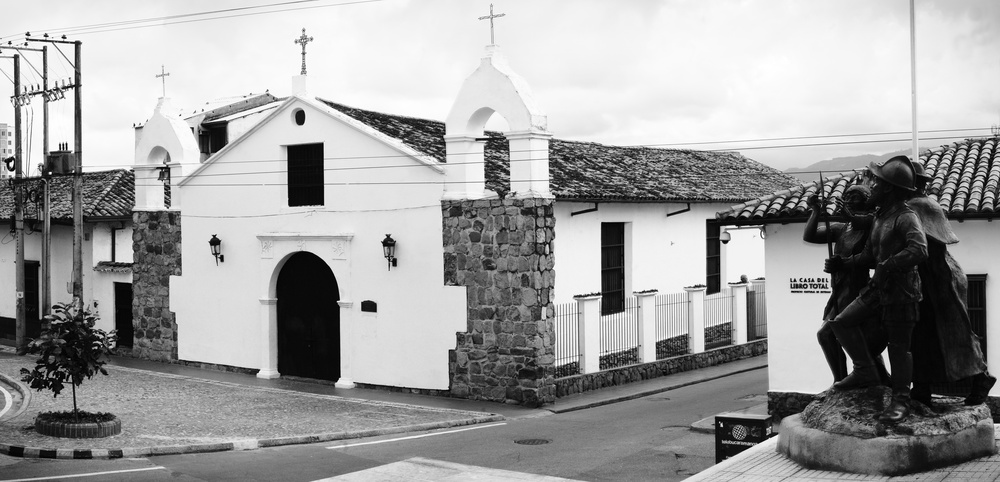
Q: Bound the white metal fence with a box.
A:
[554,283,763,377]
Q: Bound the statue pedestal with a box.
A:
[777,387,996,476]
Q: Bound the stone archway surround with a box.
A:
[255,233,355,388]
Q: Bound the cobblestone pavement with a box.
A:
[0,353,500,457]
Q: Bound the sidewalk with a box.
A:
[0,347,766,460]
[686,431,1000,481]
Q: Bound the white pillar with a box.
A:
[443,135,487,200]
[256,298,279,379]
[507,130,553,198]
[576,294,602,374]
[636,291,658,363]
[335,300,356,388]
[686,286,707,354]
[730,282,749,345]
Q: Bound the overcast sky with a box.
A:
[0,0,997,175]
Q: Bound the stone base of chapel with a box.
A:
[777,386,996,476]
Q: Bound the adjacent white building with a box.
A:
[716,138,1000,407]
[0,170,134,341]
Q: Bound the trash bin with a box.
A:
[715,412,773,463]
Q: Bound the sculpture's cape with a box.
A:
[908,196,959,245]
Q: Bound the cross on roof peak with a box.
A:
[294,28,314,75]
[155,65,170,98]
[478,3,506,46]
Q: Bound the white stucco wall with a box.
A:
[765,219,1000,398]
[553,202,764,303]
[170,98,467,390]
[0,222,125,335]
[91,223,134,264]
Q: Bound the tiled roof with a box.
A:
[187,93,279,122]
[717,138,1000,222]
[319,99,797,203]
[0,169,135,222]
[94,261,132,273]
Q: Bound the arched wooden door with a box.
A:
[276,252,341,381]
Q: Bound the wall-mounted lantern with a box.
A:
[381,234,397,270]
[209,234,224,265]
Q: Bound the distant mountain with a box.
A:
[784,149,911,183]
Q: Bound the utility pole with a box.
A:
[41,44,51,318]
[909,0,919,161]
[27,35,83,310]
[13,54,26,350]
[6,42,55,347]
[72,40,82,310]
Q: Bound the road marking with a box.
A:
[0,385,11,419]
[1,466,166,481]
[327,422,507,449]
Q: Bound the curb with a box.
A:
[689,403,773,435]
[0,414,505,460]
[548,363,768,414]
[0,367,32,423]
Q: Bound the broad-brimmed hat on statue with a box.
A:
[869,155,916,191]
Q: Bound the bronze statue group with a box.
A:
[803,155,995,424]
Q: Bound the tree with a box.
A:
[19,302,117,419]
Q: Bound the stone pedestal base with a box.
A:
[777,387,996,475]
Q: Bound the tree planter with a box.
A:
[19,303,119,439]
[34,414,121,438]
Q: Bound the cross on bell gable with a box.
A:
[478,3,506,46]
[155,65,170,97]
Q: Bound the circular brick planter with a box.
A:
[35,415,121,438]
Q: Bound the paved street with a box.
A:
[0,367,768,481]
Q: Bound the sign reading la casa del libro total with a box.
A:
[789,276,831,294]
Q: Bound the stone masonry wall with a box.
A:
[131,210,181,362]
[443,198,556,407]
[556,339,768,398]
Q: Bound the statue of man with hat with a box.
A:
[825,155,928,423]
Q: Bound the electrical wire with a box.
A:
[0,3,991,170]
[703,133,987,152]
[51,44,77,76]
[82,128,991,174]
[8,0,325,38]
[0,0,385,40]
[0,65,13,85]
[24,105,32,173]
[179,203,443,218]
[648,127,990,148]
[124,132,994,188]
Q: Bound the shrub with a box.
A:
[19,302,117,419]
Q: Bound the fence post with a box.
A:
[730,282,749,345]
[635,290,658,363]
[575,294,602,374]
[685,286,707,353]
